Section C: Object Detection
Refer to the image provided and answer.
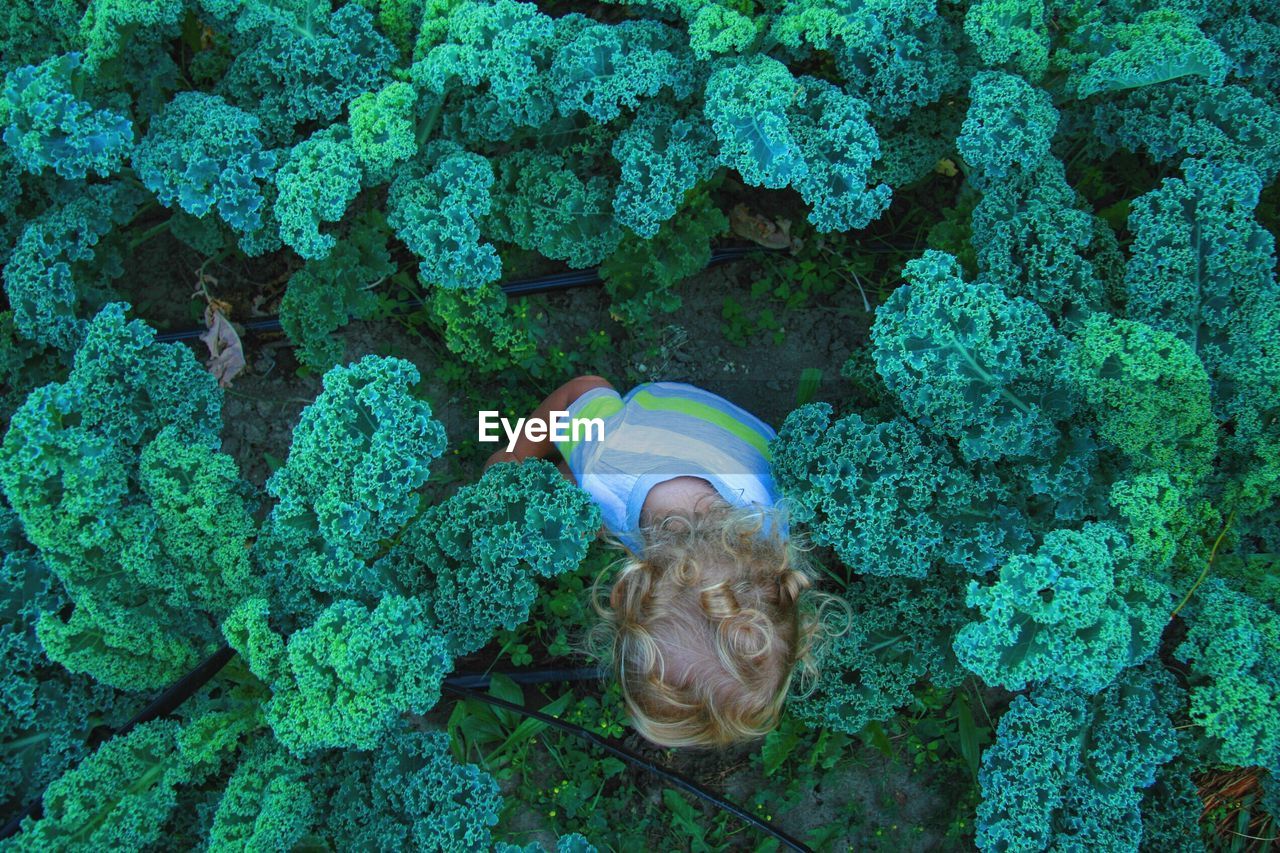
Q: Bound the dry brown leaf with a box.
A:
[200,305,246,389]
[729,203,797,251]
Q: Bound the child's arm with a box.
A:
[483,375,614,471]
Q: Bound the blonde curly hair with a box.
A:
[584,498,848,749]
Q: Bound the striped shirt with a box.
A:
[554,381,786,554]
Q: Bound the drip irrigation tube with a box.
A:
[0,646,238,839]
[443,681,812,853]
[444,666,605,690]
[155,244,782,343]
[1,655,808,850]
[156,234,919,343]
[440,676,808,850]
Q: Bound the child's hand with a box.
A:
[483,449,521,470]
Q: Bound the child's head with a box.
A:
[587,501,840,749]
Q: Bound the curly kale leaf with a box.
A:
[222,597,286,686]
[772,403,1008,577]
[376,460,600,656]
[871,250,1074,462]
[869,99,964,189]
[1001,422,1108,531]
[768,0,961,120]
[1,507,129,826]
[277,225,393,373]
[0,0,81,80]
[388,140,501,289]
[1219,289,1280,520]
[1122,157,1280,518]
[970,158,1118,324]
[704,56,890,231]
[704,55,800,189]
[3,183,143,351]
[66,302,223,448]
[1210,14,1280,90]
[1108,471,1219,580]
[207,739,314,852]
[487,147,624,268]
[1092,80,1280,180]
[273,125,363,261]
[1,303,222,531]
[1265,767,1280,833]
[324,725,502,849]
[611,98,718,239]
[78,0,186,68]
[76,0,186,108]
[1124,158,1274,358]
[497,833,599,853]
[410,0,559,141]
[964,0,1051,80]
[1139,755,1212,853]
[348,81,418,183]
[257,355,446,599]
[549,18,696,123]
[1,52,133,180]
[425,281,537,373]
[957,70,1058,188]
[1174,579,1280,769]
[265,595,452,754]
[787,75,894,232]
[1069,313,1217,486]
[218,1,396,143]
[0,303,237,689]
[688,4,759,61]
[976,663,1182,851]
[790,573,965,734]
[1060,7,1230,98]
[132,91,280,251]
[138,426,262,619]
[954,523,1172,694]
[5,720,195,850]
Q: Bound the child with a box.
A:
[484,375,839,749]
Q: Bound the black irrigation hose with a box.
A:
[0,646,238,840]
[155,235,919,343]
[0,652,601,841]
[154,245,785,343]
[151,232,927,346]
[444,666,605,690]
[443,681,813,853]
[5,656,799,848]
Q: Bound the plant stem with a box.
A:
[1,732,52,753]
[1170,511,1236,619]
[947,335,1034,414]
[129,216,172,250]
[417,93,447,147]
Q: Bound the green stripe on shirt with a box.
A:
[558,393,624,456]
[630,388,772,458]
